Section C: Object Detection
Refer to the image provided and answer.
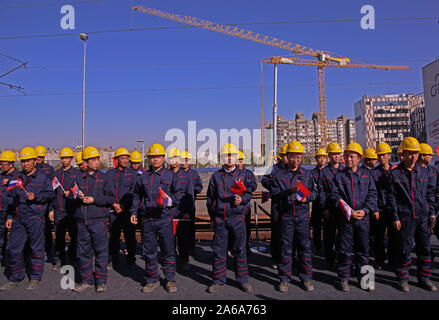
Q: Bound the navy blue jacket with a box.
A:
[371,164,392,213]
[50,166,81,215]
[261,162,284,221]
[7,169,55,220]
[0,168,21,218]
[72,170,114,223]
[240,167,258,211]
[317,164,345,210]
[36,162,55,179]
[131,166,184,219]
[170,168,195,218]
[328,166,378,217]
[206,166,254,220]
[270,165,318,218]
[387,163,436,222]
[311,166,325,211]
[106,167,136,212]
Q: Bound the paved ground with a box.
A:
[1,238,439,300]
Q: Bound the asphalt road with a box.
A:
[0,239,438,300]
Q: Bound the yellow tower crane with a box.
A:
[132,5,409,150]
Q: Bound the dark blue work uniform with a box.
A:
[370,164,395,266]
[6,169,54,282]
[0,168,20,264]
[36,162,55,262]
[387,163,437,284]
[50,166,81,266]
[206,166,254,286]
[240,167,257,253]
[173,168,201,264]
[107,167,137,265]
[310,166,324,251]
[131,166,184,285]
[73,170,114,286]
[317,164,345,266]
[329,166,377,282]
[261,162,284,266]
[271,165,317,283]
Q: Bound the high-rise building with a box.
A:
[409,93,426,143]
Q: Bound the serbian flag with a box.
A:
[7,179,23,191]
[261,191,270,203]
[229,179,246,196]
[157,188,172,207]
[339,199,353,221]
[295,181,311,202]
[70,182,82,199]
[137,169,144,175]
[52,177,62,190]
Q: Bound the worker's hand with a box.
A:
[6,219,12,230]
[429,215,436,230]
[130,215,138,225]
[49,211,54,222]
[322,209,330,220]
[63,190,70,198]
[373,212,380,220]
[113,203,122,214]
[234,195,242,206]
[83,196,94,204]
[183,213,191,220]
[27,192,35,201]
[2,179,8,186]
[301,196,307,203]
[77,192,85,200]
[393,220,401,231]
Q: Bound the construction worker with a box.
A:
[397,146,404,163]
[0,147,54,291]
[75,151,87,173]
[35,145,56,264]
[261,143,288,269]
[72,146,114,293]
[317,141,344,270]
[0,151,20,266]
[362,148,378,170]
[129,151,145,173]
[130,143,184,293]
[388,137,437,292]
[175,150,203,270]
[310,148,328,253]
[107,148,137,269]
[237,150,258,254]
[417,143,439,268]
[329,142,377,292]
[370,142,395,269]
[271,141,317,292]
[206,143,254,294]
[48,147,81,270]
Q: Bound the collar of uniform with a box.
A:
[62,166,73,173]
[344,166,362,176]
[22,168,39,179]
[83,170,98,179]
[399,162,419,174]
[221,166,237,175]
[148,165,165,176]
[286,165,303,174]
[6,168,17,177]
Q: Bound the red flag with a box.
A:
[229,179,246,196]
[436,146,439,157]
[157,188,172,207]
[112,156,117,168]
[295,181,311,202]
[173,220,178,235]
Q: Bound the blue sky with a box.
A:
[0,0,438,150]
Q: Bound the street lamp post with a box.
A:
[137,139,145,168]
[80,33,88,149]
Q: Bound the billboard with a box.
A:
[422,58,439,163]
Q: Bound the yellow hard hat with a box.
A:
[115,147,130,158]
[327,142,342,154]
[364,148,378,160]
[238,150,245,160]
[286,141,304,154]
[35,145,47,157]
[397,146,403,155]
[400,137,421,152]
[0,150,17,162]
[148,143,166,156]
[19,147,38,161]
[345,142,363,156]
[59,147,74,158]
[82,146,101,160]
[315,148,328,157]
[376,142,392,155]
[279,144,288,156]
[420,143,434,155]
[75,152,83,165]
[167,147,181,158]
[181,150,192,160]
[220,143,239,155]
[129,151,142,163]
